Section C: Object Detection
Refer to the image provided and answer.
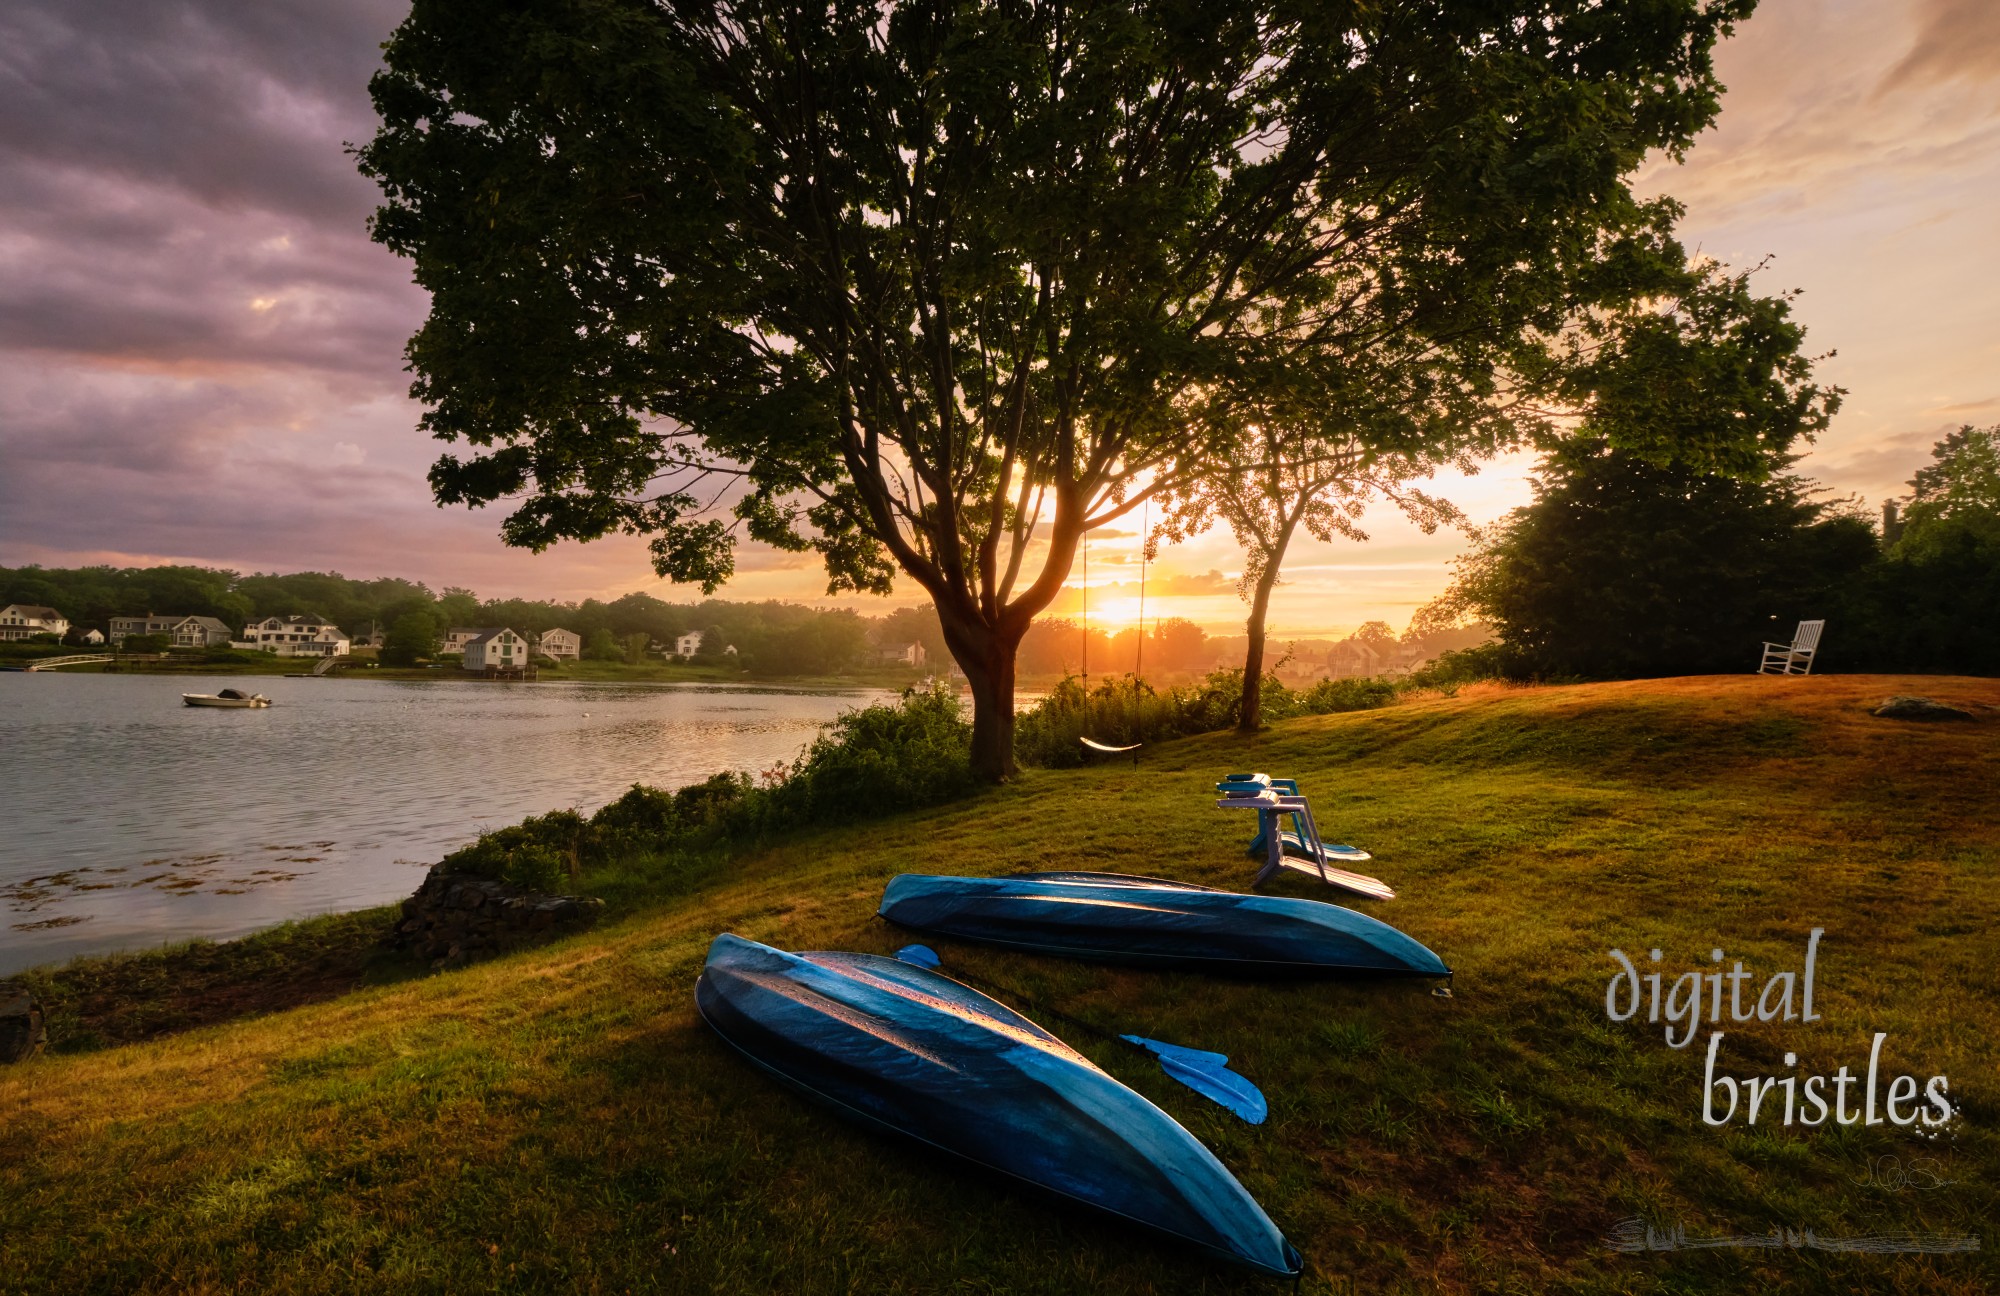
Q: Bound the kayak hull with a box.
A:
[695,934,1301,1278]
[879,872,1448,977]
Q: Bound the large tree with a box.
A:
[363,0,1754,779]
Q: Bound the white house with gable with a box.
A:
[533,627,580,660]
[239,615,349,657]
[463,628,529,673]
[0,605,70,642]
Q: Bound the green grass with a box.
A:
[13,908,422,1053]
[3,674,1996,1294]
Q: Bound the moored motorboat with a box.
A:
[182,688,271,708]
[695,933,1302,1278]
[879,871,1449,977]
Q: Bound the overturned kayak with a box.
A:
[695,933,1302,1278]
[879,872,1449,977]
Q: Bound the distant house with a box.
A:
[1379,643,1434,678]
[79,628,105,646]
[109,613,234,648]
[673,629,735,658]
[238,615,350,657]
[874,641,927,667]
[439,626,485,656]
[534,627,581,660]
[356,622,388,650]
[0,605,70,642]
[463,628,529,673]
[1324,640,1383,678]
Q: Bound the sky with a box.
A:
[2,0,1995,639]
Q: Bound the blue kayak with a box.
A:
[695,933,1302,1278]
[879,872,1450,977]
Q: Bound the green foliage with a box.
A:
[768,686,974,823]
[437,810,585,892]
[1827,428,2000,675]
[738,610,870,677]
[119,633,171,653]
[1895,423,2000,561]
[0,640,84,661]
[1401,646,1521,690]
[1287,676,1400,715]
[1436,422,2000,679]
[692,625,730,663]
[582,628,623,662]
[193,647,270,667]
[1434,439,1876,678]
[668,773,752,829]
[588,784,681,854]
[380,611,440,667]
[1834,532,2000,675]
[1011,665,1453,768]
[1011,670,1391,768]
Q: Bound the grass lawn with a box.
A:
[2,675,1995,1294]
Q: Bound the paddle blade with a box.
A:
[895,944,941,970]
[1120,1034,1228,1068]
[1121,1035,1268,1125]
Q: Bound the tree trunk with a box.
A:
[936,602,1023,782]
[1237,518,1299,735]
[1238,564,1279,734]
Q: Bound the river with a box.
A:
[0,672,893,974]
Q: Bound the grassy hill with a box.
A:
[3,675,1996,1294]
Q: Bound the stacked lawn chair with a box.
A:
[1214,773,1395,900]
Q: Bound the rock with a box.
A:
[1873,695,1975,722]
[386,864,602,970]
[0,982,47,1064]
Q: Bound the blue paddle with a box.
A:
[895,944,1268,1125]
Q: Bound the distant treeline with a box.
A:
[0,564,953,676]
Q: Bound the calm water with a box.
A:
[0,673,891,974]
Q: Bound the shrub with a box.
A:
[590,783,680,853]
[671,772,753,827]
[439,810,586,891]
[1289,675,1398,714]
[769,684,974,822]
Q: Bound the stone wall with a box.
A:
[391,866,605,969]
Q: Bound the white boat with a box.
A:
[182,688,272,708]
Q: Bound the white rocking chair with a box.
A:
[1758,619,1825,675]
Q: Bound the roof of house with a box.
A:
[3,605,64,618]
[463,628,521,649]
[176,616,233,631]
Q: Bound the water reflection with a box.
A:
[0,673,888,972]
